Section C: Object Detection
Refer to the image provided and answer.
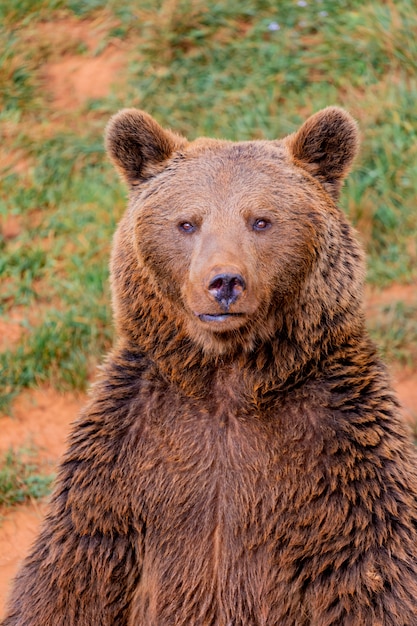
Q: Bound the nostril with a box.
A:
[230,276,245,292]
[209,277,225,292]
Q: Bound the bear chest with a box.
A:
[126,386,319,625]
[131,384,300,525]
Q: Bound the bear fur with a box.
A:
[3,107,417,625]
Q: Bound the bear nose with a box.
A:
[208,273,246,309]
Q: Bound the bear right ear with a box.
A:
[105,109,186,186]
[285,107,359,200]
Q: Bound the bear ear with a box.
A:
[105,108,187,186]
[286,107,359,199]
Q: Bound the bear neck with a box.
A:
[111,266,367,401]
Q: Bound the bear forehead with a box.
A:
[181,137,289,171]
[141,138,311,206]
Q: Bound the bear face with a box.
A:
[106,107,363,360]
[132,143,329,349]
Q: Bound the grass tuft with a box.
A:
[368,302,417,366]
[0,448,54,507]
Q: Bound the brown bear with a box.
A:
[3,107,417,625]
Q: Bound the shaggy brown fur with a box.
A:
[3,107,417,625]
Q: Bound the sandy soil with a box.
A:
[366,283,417,428]
[38,15,127,111]
[0,389,86,616]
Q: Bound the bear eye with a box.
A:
[178,221,195,233]
[253,218,271,231]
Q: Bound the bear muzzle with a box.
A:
[186,260,257,329]
[194,271,248,325]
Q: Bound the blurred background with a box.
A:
[0,0,416,613]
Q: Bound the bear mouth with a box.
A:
[197,313,245,323]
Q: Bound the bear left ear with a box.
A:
[286,107,359,199]
[105,108,187,186]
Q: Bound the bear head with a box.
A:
[105,107,364,384]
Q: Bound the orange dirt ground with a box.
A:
[1,16,417,618]
[0,389,86,617]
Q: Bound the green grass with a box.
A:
[0,0,416,419]
[0,448,54,507]
[369,301,417,367]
